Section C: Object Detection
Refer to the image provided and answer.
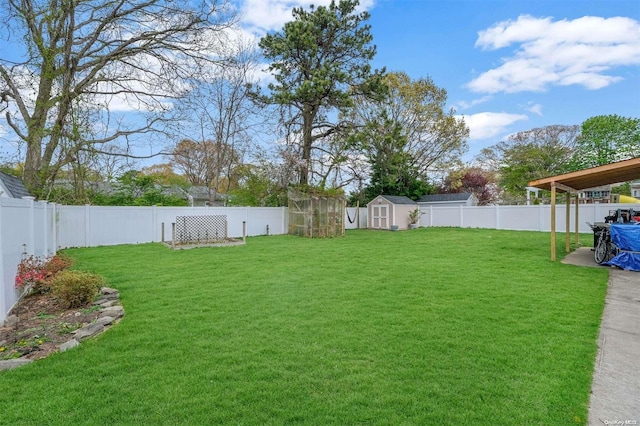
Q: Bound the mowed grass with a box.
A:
[0,228,607,425]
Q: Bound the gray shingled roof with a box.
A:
[419,192,473,203]
[379,195,416,205]
[0,172,31,198]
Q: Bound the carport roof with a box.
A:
[528,157,640,192]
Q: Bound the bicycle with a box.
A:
[592,224,619,264]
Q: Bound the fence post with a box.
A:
[50,203,57,255]
[245,207,250,238]
[459,205,464,228]
[0,198,5,320]
[54,204,60,252]
[22,196,36,255]
[495,205,500,230]
[152,205,157,242]
[243,221,246,243]
[282,206,287,235]
[41,200,48,257]
[429,205,433,227]
[171,223,175,250]
[84,204,91,247]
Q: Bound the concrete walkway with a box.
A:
[562,248,640,425]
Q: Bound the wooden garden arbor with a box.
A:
[528,157,640,261]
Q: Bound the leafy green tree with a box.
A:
[477,125,579,198]
[256,0,385,185]
[0,163,22,177]
[351,113,431,203]
[370,72,468,174]
[346,72,466,203]
[228,164,288,207]
[140,164,189,188]
[91,171,187,206]
[441,167,498,206]
[568,115,640,170]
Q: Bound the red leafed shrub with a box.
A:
[15,254,74,294]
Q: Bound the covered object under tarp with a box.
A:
[605,224,640,271]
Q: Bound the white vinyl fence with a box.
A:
[345,207,368,229]
[2,200,638,321]
[418,203,639,233]
[57,205,288,248]
[1,197,57,323]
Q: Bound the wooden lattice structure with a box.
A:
[288,189,345,238]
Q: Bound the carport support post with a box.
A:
[550,183,556,261]
[574,193,580,247]
[565,192,571,253]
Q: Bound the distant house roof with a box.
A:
[418,193,474,203]
[0,172,31,198]
[377,195,416,205]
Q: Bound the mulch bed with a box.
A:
[0,293,103,361]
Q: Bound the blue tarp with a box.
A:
[605,224,640,272]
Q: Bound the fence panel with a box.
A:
[57,205,291,248]
[427,206,462,227]
[246,207,288,236]
[419,203,640,233]
[345,208,367,229]
[462,206,500,229]
[0,198,56,323]
[498,205,543,231]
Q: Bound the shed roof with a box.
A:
[375,195,416,205]
[0,172,31,198]
[419,192,474,203]
[528,157,640,192]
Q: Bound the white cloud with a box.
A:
[239,0,375,33]
[458,112,528,140]
[524,102,542,116]
[456,95,493,110]
[467,15,640,94]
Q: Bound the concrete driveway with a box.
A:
[562,247,640,424]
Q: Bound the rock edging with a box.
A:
[0,287,124,372]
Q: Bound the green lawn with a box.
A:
[0,228,607,425]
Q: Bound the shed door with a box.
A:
[371,205,388,229]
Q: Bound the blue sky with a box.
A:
[241,0,640,161]
[1,0,638,167]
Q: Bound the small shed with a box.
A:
[367,195,417,230]
[418,192,478,206]
[0,171,31,198]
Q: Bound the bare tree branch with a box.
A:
[0,0,238,194]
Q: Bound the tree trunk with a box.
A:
[300,107,315,185]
